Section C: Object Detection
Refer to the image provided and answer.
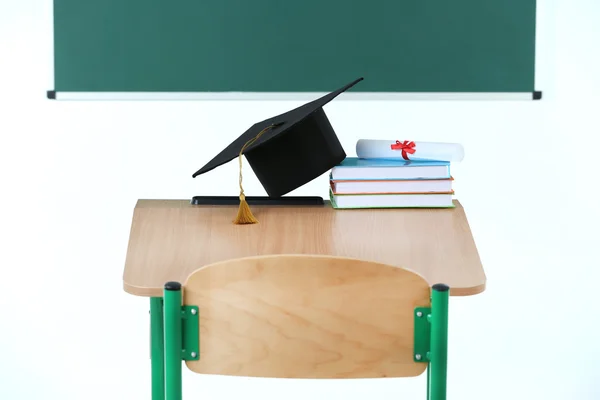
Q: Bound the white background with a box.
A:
[1,0,599,399]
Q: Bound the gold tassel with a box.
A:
[233,125,273,225]
[234,193,258,225]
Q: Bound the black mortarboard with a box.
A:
[192,77,364,202]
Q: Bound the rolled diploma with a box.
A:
[356,139,464,162]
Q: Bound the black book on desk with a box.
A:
[191,196,324,206]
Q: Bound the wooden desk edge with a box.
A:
[133,198,464,209]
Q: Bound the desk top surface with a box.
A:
[123,199,486,297]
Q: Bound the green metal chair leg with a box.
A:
[150,297,165,400]
[164,282,183,400]
[429,283,449,400]
[426,364,431,399]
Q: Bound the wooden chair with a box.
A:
[150,254,451,400]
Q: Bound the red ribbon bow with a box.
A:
[390,140,416,160]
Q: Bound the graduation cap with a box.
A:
[192,77,364,224]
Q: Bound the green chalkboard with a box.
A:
[51,0,537,95]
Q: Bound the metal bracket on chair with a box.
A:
[181,306,199,361]
[413,307,431,363]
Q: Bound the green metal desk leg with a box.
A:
[150,297,165,400]
[164,282,183,400]
[429,284,449,400]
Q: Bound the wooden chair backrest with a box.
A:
[183,254,431,379]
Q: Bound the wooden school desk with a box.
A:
[123,199,486,400]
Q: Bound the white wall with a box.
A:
[1,0,599,399]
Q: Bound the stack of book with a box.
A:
[329,157,454,209]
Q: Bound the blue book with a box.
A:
[330,157,451,181]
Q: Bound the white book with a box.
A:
[331,178,453,194]
[330,190,455,209]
